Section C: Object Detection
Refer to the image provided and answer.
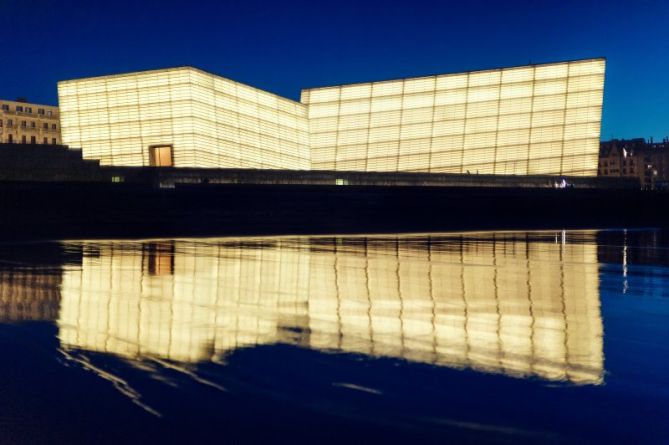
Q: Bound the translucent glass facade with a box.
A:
[302,58,605,176]
[58,67,310,169]
[58,59,604,176]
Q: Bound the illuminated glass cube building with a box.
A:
[58,58,605,176]
[58,67,311,169]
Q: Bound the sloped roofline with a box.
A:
[57,57,606,104]
[300,57,606,92]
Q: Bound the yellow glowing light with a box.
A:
[55,234,603,384]
[58,59,605,176]
[303,59,605,176]
[58,67,311,169]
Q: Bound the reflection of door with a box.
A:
[149,145,173,167]
[143,242,175,276]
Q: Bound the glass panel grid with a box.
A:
[59,59,604,176]
[302,59,604,176]
[58,67,310,169]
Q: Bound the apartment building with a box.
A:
[0,99,61,145]
[599,138,669,188]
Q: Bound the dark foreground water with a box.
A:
[0,229,668,444]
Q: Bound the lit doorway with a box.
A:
[149,145,174,167]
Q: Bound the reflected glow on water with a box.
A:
[48,233,604,384]
[4,230,669,444]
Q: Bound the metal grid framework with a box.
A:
[301,59,605,176]
[58,234,603,384]
[58,67,311,169]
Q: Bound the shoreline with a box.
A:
[0,181,666,241]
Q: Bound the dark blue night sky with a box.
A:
[1,0,667,140]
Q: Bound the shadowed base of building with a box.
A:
[0,181,667,240]
[0,142,639,189]
[0,142,664,240]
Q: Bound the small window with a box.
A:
[51,138,56,145]
[0,120,2,127]
[21,135,26,143]
[43,123,48,129]
[8,134,13,143]
[30,136,36,144]
[25,107,32,114]
[7,119,12,127]
[46,110,52,117]
[16,106,23,113]
[51,124,57,130]
[20,121,26,128]
[43,137,47,144]
[37,108,45,115]
[1,104,9,111]
[30,121,36,128]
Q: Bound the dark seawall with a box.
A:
[0,143,659,240]
[0,181,667,241]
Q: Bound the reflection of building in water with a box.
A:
[0,244,83,322]
[59,240,310,363]
[597,229,669,298]
[0,268,61,322]
[58,234,603,384]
